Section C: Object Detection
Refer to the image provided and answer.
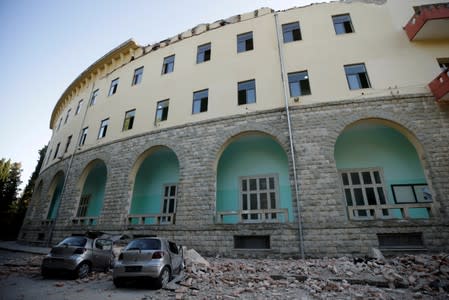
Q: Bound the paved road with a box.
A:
[0,250,172,300]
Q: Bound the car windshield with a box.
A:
[57,237,87,247]
[125,239,161,251]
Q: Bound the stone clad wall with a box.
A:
[20,94,449,257]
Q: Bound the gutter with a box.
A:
[274,12,305,259]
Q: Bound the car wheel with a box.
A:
[113,278,125,288]
[157,266,171,288]
[76,262,91,279]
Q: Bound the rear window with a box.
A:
[58,237,87,247]
[125,239,161,250]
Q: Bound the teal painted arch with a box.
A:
[129,146,180,218]
[216,132,293,223]
[46,171,65,220]
[334,119,429,218]
[78,160,108,217]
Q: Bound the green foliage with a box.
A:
[21,145,47,211]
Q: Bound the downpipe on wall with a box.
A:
[274,12,305,259]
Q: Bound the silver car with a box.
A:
[113,237,184,288]
[41,236,114,278]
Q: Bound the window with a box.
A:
[132,67,144,85]
[240,175,278,221]
[46,149,52,165]
[57,117,63,130]
[392,184,432,204]
[437,58,449,72]
[75,100,83,115]
[237,32,254,53]
[79,127,88,146]
[53,143,60,159]
[197,43,211,63]
[332,14,354,34]
[108,78,119,96]
[90,89,99,106]
[162,55,175,74]
[64,135,72,153]
[340,169,388,218]
[161,184,177,224]
[238,79,256,105]
[192,89,208,114]
[64,109,71,124]
[288,71,311,97]
[122,109,135,131]
[155,99,169,123]
[344,63,371,90]
[98,119,109,139]
[282,22,302,43]
[76,195,91,217]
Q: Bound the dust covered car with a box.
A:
[41,236,114,278]
[113,237,184,288]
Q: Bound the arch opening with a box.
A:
[74,160,107,225]
[128,147,180,225]
[46,172,65,220]
[216,132,293,224]
[334,120,431,220]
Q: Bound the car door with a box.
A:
[92,239,113,269]
[167,241,183,273]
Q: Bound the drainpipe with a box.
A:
[274,12,305,259]
[46,81,96,247]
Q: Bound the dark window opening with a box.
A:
[333,14,354,34]
[192,89,208,114]
[238,79,256,105]
[234,235,270,249]
[282,22,302,43]
[377,233,424,249]
[237,32,254,53]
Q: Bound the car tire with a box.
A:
[76,262,91,279]
[113,278,125,288]
[157,266,171,289]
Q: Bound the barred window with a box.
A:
[77,195,91,217]
[240,174,278,221]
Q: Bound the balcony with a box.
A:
[429,69,449,101]
[404,3,449,41]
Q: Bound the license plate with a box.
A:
[125,266,142,272]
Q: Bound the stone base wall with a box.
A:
[19,94,449,257]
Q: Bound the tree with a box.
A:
[0,158,11,211]
[20,145,47,210]
[0,159,22,240]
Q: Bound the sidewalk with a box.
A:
[0,240,50,255]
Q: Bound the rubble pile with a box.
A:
[169,251,449,299]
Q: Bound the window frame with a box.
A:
[53,143,60,159]
[64,108,71,124]
[344,63,371,90]
[237,79,256,105]
[162,55,175,74]
[98,118,109,139]
[90,89,99,106]
[160,184,177,224]
[108,78,119,96]
[288,70,311,97]
[282,22,302,43]
[132,66,144,85]
[391,184,432,204]
[332,13,354,35]
[196,43,211,64]
[76,194,91,217]
[75,99,83,115]
[155,99,170,123]
[64,135,72,153]
[237,32,254,53]
[339,168,389,219]
[239,174,279,222]
[192,89,209,114]
[79,127,88,146]
[122,109,136,131]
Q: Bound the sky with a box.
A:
[0,0,317,192]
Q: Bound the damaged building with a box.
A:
[19,0,449,257]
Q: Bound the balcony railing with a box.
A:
[347,203,432,221]
[72,216,98,225]
[127,213,175,225]
[429,69,449,102]
[216,208,289,224]
[404,3,449,41]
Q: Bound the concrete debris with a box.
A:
[1,249,448,299]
